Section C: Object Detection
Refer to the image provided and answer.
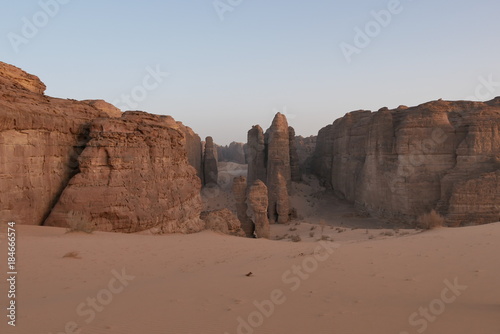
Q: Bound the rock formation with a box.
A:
[0,62,205,233]
[201,208,245,236]
[312,99,500,226]
[246,125,266,185]
[0,62,120,226]
[289,127,301,182]
[245,113,295,224]
[265,113,292,223]
[232,176,255,237]
[203,136,218,186]
[44,111,205,233]
[295,135,317,175]
[217,142,247,164]
[247,180,270,239]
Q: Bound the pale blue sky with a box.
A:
[2,0,499,144]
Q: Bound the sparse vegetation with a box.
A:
[289,234,301,242]
[309,231,315,238]
[417,210,445,230]
[380,231,395,237]
[289,227,297,231]
[62,251,81,259]
[368,234,375,240]
[66,211,95,234]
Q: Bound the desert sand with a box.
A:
[1,218,499,334]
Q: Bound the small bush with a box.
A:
[289,235,301,242]
[66,211,95,234]
[309,231,315,238]
[417,210,445,230]
[63,251,81,259]
[289,227,297,231]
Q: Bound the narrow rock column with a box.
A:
[232,176,255,237]
[247,180,270,239]
[289,126,301,182]
[247,125,266,186]
[203,136,218,186]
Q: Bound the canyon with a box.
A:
[1,62,498,233]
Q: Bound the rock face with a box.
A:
[247,125,267,185]
[201,208,244,236]
[0,62,206,233]
[247,180,270,239]
[295,135,317,175]
[312,99,500,226]
[44,111,205,233]
[232,176,255,237]
[0,62,120,226]
[265,113,292,223]
[245,113,294,224]
[203,136,218,186]
[217,142,247,164]
[289,127,301,182]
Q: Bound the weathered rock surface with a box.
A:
[1,62,205,233]
[295,135,317,175]
[203,136,218,186]
[265,113,292,223]
[289,127,301,182]
[247,180,270,238]
[44,111,204,233]
[232,176,255,237]
[0,62,119,226]
[217,142,247,164]
[247,125,266,185]
[201,208,244,236]
[312,99,500,226]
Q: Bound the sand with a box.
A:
[0,221,499,334]
[1,164,498,333]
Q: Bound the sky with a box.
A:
[1,0,500,144]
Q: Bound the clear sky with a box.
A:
[1,0,499,144]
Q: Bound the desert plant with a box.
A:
[309,231,315,238]
[62,251,81,259]
[417,210,445,230]
[66,211,95,234]
[289,227,297,231]
[289,234,301,242]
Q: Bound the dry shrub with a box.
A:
[417,210,445,230]
[63,251,81,259]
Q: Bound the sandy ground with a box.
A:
[0,223,499,334]
[0,163,498,333]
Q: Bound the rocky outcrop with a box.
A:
[203,136,218,186]
[312,99,500,226]
[265,113,292,223]
[1,62,206,233]
[247,125,266,185]
[232,176,255,237]
[289,127,301,182]
[247,180,270,239]
[217,142,247,164]
[295,135,317,175]
[44,111,204,233]
[245,113,294,224]
[0,62,120,226]
[201,209,244,236]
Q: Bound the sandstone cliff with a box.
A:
[312,100,500,226]
[1,62,205,233]
[0,62,120,226]
[217,142,247,164]
[44,111,204,233]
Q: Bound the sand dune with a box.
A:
[1,222,499,334]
